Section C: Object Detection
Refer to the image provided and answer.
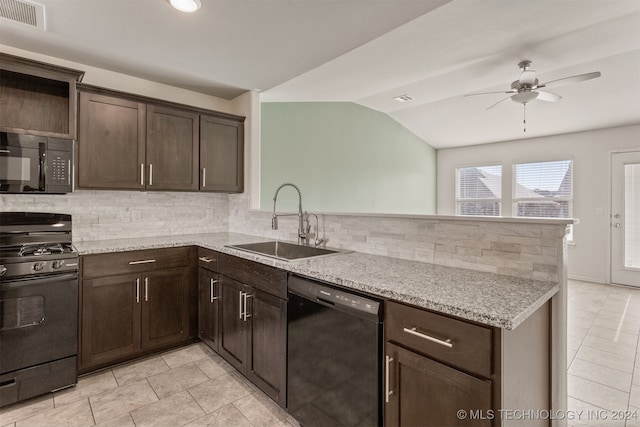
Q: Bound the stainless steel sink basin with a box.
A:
[226,241,346,261]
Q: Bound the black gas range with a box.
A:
[0,212,79,408]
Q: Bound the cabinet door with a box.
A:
[80,274,141,372]
[219,276,248,373]
[77,91,146,189]
[141,267,190,351]
[146,104,199,190]
[198,268,220,351]
[385,342,492,427]
[200,114,244,193]
[246,289,287,406]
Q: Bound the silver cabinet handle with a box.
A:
[202,167,206,188]
[239,291,244,319]
[128,259,156,265]
[140,164,145,186]
[243,293,252,321]
[0,149,10,153]
[210,278,219,302]
[403,327,453,348]
[198,257,215,263]
[144,277,149,302]
[135,278,140,303]
[149,163,153,186]
[385,355,394,403]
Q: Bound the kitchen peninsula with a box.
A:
[72,211,571,427]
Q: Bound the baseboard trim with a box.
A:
[568,275,607,284]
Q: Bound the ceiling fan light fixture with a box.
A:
[169,0,201,12]
[511,91,539,104]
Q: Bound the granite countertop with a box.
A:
[74,232,559,330]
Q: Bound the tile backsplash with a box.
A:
[1,190,229,242]
[229,193,567,282]
[1,191,567,281]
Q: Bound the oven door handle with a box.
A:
[0,272,78,289]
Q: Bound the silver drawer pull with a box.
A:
[128,259,156,265]
[403,327,453,348]
[198,257,215,263]
[385,355,394,403]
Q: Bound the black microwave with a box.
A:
[0,132,74,194]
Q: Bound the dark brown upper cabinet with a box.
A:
[200,114,244,193]
[0,53,84,139]
[78,91,146,189]
[146,105,199,191]
[76,84,244,193]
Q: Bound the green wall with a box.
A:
[260,102,436,214]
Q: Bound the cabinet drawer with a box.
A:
[219,254,286,299]
[385,301,492,378]
[82,246,193,279]
[197,247,219,271]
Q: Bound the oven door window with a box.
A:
[0,295,45,330]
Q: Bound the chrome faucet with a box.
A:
[272,183,308,245]
[305,212,324,247]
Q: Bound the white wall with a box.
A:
[437,124,640,283]
[0,44,233,113]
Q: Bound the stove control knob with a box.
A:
[33,262,45,272]
[52,260,65,269]
[0,265,6,277]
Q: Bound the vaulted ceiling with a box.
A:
[1,0,638,148]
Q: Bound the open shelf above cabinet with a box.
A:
[0,53,84,139]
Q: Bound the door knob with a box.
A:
[614,223,621,228]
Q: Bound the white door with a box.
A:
[611,151,640,287]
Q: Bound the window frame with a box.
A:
[455,164,503,217]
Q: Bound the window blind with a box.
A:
[514,160,573,218]
[456,165,502,216]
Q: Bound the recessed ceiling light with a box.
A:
[393,94,413,102]
[169,0,201,13]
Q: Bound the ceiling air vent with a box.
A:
[0,0,45,30]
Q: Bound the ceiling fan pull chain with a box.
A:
[523,103,527,133]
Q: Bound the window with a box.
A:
[513,160,573,218]
[456,165,502,216]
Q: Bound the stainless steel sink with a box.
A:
[226,241,346,261]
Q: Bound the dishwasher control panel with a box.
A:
[288,274,381,318]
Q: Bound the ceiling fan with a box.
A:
[465,60,601,110]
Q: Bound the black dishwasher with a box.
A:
[287,274,382,427]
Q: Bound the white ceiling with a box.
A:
[1,0,639,148]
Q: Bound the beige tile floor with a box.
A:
[1,279,639,427]
[0,344,299,427]
[567,280,640,427]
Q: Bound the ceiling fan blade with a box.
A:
[536,90,562,102]
[538,71,601,89]
[486,96,511,110]
[519,70,537,86]
[464,90,515,97]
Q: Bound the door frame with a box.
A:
[609,149,640,286]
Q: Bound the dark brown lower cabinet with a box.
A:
[219,276,248,372]
[81,273,142,369]
[198,267,220,351]
[385,342,491,427]
[218,275,287,407]
[79,247,195,374]
[141,268,190,351]
[245,289,287,405]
